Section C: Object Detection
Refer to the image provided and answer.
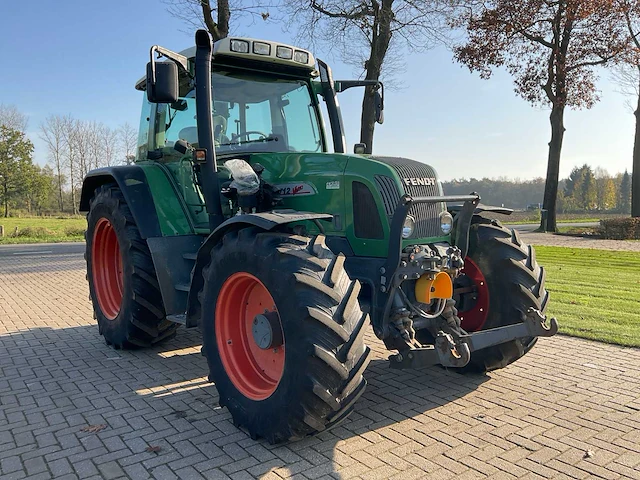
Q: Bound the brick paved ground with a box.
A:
[1,245,639,480]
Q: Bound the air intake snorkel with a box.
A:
[194,29,224,230]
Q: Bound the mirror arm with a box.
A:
[150,46,190,74]
[334,80,383,94]
[148,46,191,91]
[334,79,384,113]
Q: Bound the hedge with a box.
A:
[600,217,640,240]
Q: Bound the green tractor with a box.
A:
[81,30,557,443]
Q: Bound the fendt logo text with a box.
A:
[403,177,437,187]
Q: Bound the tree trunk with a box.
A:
[359,0,393,154]
[69,157,77,215]
[632,86,640,218]
[71,184,77,215]
[540,104,566,232]
[360,85,378,153]
[3,182,8,218]
[201,0,229,41]
[57,177,64,212]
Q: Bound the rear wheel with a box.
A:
[200,228,370,444]
[86,183,177,349]
[455,217,548,372]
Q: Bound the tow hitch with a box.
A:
[390,308,558,369]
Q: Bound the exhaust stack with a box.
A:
[194,29,224,230]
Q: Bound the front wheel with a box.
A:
[455,217,549,372]
[200,229,370,443]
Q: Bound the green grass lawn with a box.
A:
[535,246,640,347]
[504,217,604,225]
[0,216,86,244]
[499,211,624,225]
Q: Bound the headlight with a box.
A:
[230,39,250,53]
[276,46,293,59]
[253,42,271,55]
[440,212,453,235]
[402,215,415,239]
[293,50,309,64]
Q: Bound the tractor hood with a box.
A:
[236,152,448,257]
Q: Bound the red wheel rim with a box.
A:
[215,272,285,401]
[458,257,489,332]
[92,218,124,320]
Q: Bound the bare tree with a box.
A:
[39,115,67,211]
[118,122,138,165]
[61,116,80,214]
[83,121,99,171]
[165,0,275,41]
[74,121,92,181]
[610,0,640,217]
[285,0,449,153]
[0,104,28,133]
[101,125,119,167]
[452,0,629,231]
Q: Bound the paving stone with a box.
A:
[3,244,640,480]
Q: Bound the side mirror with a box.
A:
[374,90,384,124]
[146,61,178,103]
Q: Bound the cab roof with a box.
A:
[135,37,316,91]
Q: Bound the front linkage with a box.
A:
[374,194,558,370]
[390,307,558,369]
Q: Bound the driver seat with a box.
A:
[178,126,199,147]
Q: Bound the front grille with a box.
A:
[374,175,401,217]
[371,156,444,238]
[352,181,384,239]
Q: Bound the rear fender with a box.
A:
[186,210,332,328]
[80,167,162,239]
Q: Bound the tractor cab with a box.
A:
[135,40,327,164]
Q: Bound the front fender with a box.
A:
[185,210,332,327]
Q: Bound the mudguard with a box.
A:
[185,210,332,327]
[79,166,162,239]
[448,203,513,216]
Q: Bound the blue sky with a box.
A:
[1,1,635,181]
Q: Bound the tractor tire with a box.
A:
[199,228,370,444]
[85,183,177,349]
[456,217,549,373]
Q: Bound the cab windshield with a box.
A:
[154,70,324,158]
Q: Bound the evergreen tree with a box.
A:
[619,170,632,214]
[581,166,597,210]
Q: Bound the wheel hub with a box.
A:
[215,272,285,400]
[252,312,283,350]
[454,257,489,332]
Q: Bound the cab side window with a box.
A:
[137,97,152,160]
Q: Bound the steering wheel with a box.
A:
[237,130,269,142]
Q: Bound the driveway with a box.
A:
[0,244,639,479]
